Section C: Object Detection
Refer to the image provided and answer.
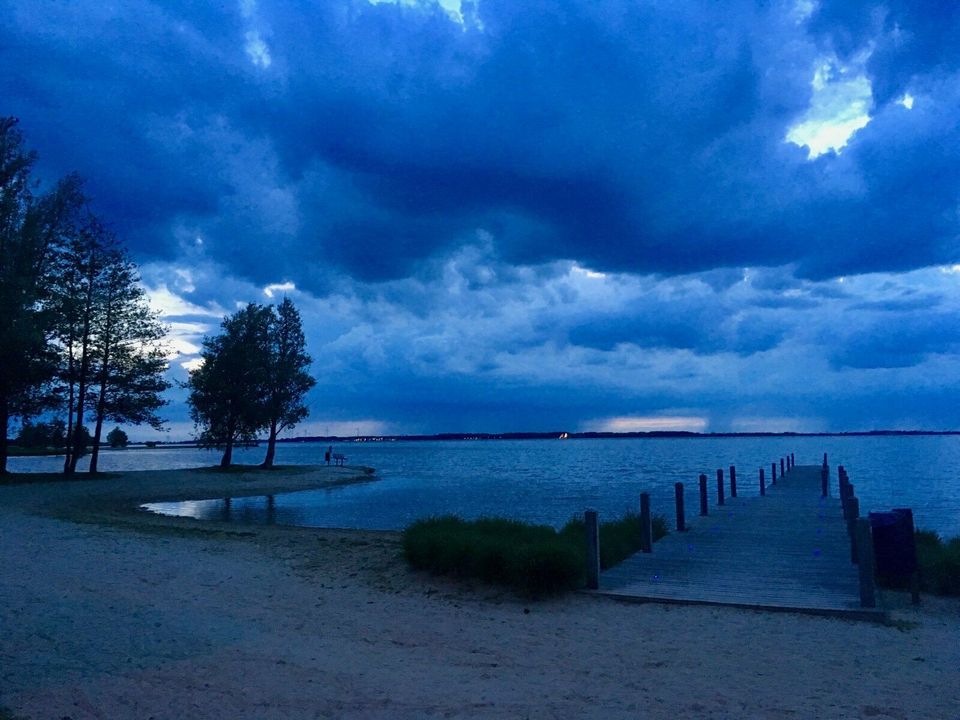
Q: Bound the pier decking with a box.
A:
[595,465,884,618]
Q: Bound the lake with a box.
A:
[10,436,960,537]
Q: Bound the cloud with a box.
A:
[5,1,960,435]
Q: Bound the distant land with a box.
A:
[107,429,960,447]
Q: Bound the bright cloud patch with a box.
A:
[786,57,873,158]
[589,416,710,433]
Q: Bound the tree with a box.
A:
[261,298,316,468]
[16,419,66,449]
[0,117,84,473]
[50,211,115,474]
[87,248,170,473]
[186,304,272,467]
[106,426,128,448]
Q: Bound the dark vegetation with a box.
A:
[914,531,960,596]
[403,513,668,597]
[1,117,169,475]
[185,298,315,469]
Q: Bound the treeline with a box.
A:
[1,117,169,474]
[186,299,316,468]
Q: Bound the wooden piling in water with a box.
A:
[729,465,737,497]
[675,482,686,532]
[771,462,777,484]
[585,509,600,589]
[640,493,652,553]
[699,474,708,516]
[855,517,876,607]
[780,457,785,476]
[759,467,765,496]
[716,468,725,506]
[821,465,828,497]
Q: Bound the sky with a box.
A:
[3,0,960,438]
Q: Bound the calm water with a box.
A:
[11,436,960,536]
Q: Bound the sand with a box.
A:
[1,465,958,719]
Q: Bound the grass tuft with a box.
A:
[404,513,668,597]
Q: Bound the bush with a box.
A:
[915,530,960,596]
[404,512,669,596]
[107,426,129,448]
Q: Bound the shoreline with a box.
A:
[2,466,959,718]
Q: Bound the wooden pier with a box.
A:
[594,463,885,619]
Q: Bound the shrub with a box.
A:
[405,512,668,596]
[915,530,960,596]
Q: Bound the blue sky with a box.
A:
[4,0,959,438]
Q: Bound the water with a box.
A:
[12,436,960,537]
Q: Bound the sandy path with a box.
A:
[1,469,959,719]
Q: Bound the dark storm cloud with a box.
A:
[5,0,958,290]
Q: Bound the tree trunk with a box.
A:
[89,404,105,474]
[220,437,234,468]
[0,394,9,475]
[63,340,76,474]
[261,419,278,469]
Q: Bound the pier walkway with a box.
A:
[596,465,883,618]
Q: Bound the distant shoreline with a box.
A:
[11,429,959,453]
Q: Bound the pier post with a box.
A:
[771,462,777,484]
[780,458,785,476]
[823,452,828,467]
[855,518,877,608]
[699,474,708,516]
[674,482,686,532]
[821,465,828,497]
[847,496,860,563]
[759,467,765,496]
[729,465,737,497]
[791,452,795,467]
[716,468,725,506]
[585,510,600,589]
[640,493,652,553]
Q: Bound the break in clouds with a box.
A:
[3,0,959,435]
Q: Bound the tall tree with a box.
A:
[261,298,316,468]
[87,249,170,473]
[187,304,272,468]
[51,212,115,474]
[0,117,83,473]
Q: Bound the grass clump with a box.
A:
[404,513,668,597]
[404,516,583,596]
[915,530,960,596]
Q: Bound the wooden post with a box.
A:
[585,510,600,589]
[674,482,685,532]
[791,452,795,467]
[699,474,708,516]
[855,518,876,608]
[640,493,652,553]
[820,465,828,497]
[759,467,765,496]
[780,457,785,476]
[847,496,860,563]
[823,452,828,467]
[771,462,777,484]
[729,465,737,497]
[716,468,725,506]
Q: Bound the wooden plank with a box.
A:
[593,465,885,619]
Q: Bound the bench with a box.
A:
[332,452,347,467]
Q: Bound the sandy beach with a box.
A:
[1,466,958,719]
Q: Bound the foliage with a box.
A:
[15,419,66,449]
[106,426,128,448]
[914,530,960,596]
[403,513,669,596]
[0,117,169,474]
[561,513,669,570]
[404,516,584,596]
[186,303,273,467]
[261,298,316,468]
[0,117,85,472]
